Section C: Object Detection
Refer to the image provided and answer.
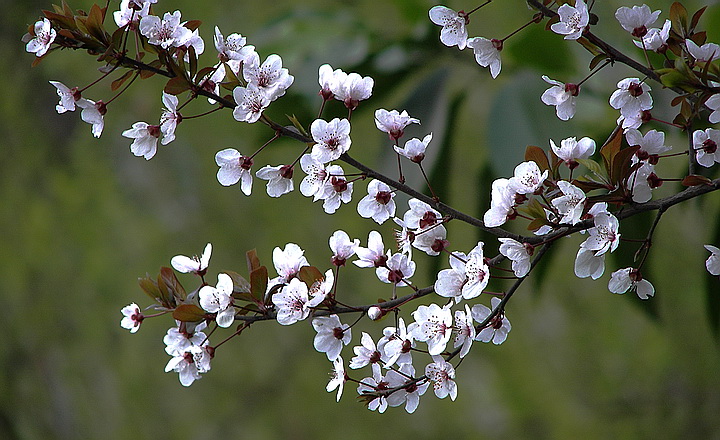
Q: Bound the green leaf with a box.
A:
[576,158,605,180]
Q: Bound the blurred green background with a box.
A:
[3,0,720,438]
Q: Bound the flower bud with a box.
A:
[367,306,383,321]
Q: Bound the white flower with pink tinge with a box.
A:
[25,18,56,57]
[171,243,212,276]
[313,314,351,361]
[376,252,415,287]
[551,0,589,40]
[272,277,324,325]
[409,303,453,355]
[310,118,351,163]
[608,267,655,300]
[425,355,457,400]
[429,6,468,49]
[375,109,420,141]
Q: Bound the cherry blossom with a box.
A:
[120,303,143,333]
[393,217,413,257]
[213,27,255,63]
[429,6,468,50]
[165,344,212,386]
[159,92,180,145]
[215,148,253,195]
[357,179,396,224]
[625,128,670,163]
[163,321,208,356]
[410,303,453,355]
[615,4,660,38]
[692,128,720,168]
[467,37,502,79]
[334,72,374,110]
[394,133,432,163]
[350,332,384,375]
[271,243,309,285]
[357,369,391,413]
[114,0,152,28]
[272,277,323,325]
[25,18,56,57]
[412,224,448,257]
[633,20,670,52]
[403,198,442,230]
[610,78,653,119]
[77,98,105,138]
[574,247,606,280]
[628,162,657,203]
[329,230,359,266]
[550,0,589,40]
[313,315,351,361]
[706,94,720,124]
[509,161,548,195]
[256,164,294,197]
[122,122,161,160]
[498,238,533,278]
[375,109,420,141]
[453,305,476,358]
[378,317,414,368]
[473,297,512,345]
[581,212,621,256]
[552,180,586,225]
[139,11,192,49]
[385,364,428,413]
[425,355,457,400]
[686,40,720,63]
[299,154,329,200]
[49,81,78,114]
[243,53,294,101]
[318,64,345,100]
[326,356,347,402]
[171,243,212,275]
[550,136,595,168]
[541,76,579,121]
[233,83,271,123]
[310,118,352,163]
[318,164,353,214]
[376,252,415,287]
[199,273,236,328]
[353,231,389,268]
[484,178,516,228]
[608,268,655,300]
[705,245,720,276]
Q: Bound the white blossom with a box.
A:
[375,109,420,141]
[354,231,389,268]
[693,128,720,168]
[357,179,396,224]
[215,148,253,195]
[552,180,586,225]
[272,277,323,325]
[120,303,143,333]
[467,37,502,78]
[429,6,468,49]
[199,273,236,328]
[243,53,294,101]
[77,98,105,138]
[139,11,192,49]
[25,18,56,57]
[376,252,415,287]
[425,355,457,400]
[334,72,374,110]
[610,78,653,119]
[122,122,160,160]
[498,238,533,278]
[310,118,352,163]
[453,305,476,358]
[256,164,294,197]
[233,83,271,123]
[318,165,353,214]
[608,268,655,300]
[326,356,347,402]
[329,230,359,266]
[551,136,595,167]
[705,245,720,276]
[313,315,351,361]
[615,4,660,37]
[541,76,579,120]
[686,39,720,63]
[550,0,589,40]
[394,133,432,163]
[49,81,78,113]
[410,303,453,355]
[509,161,548,195]
[484,178,516,228]
[472,297,511,345]
[633,20,670,52]
[299,154,328,200]
[171,243,212,275]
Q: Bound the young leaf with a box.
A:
[525,145,550,173]
[249,266,268,302]
[246,249,261,273]
[298,266,324,288]
[173,304,207,322]
[160,266,187,301]
[111,70,133,91]
[164,77,190,95]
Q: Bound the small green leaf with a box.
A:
[576,158,605,179]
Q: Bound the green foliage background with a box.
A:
[3,0,720,438]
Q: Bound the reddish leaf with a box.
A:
[298,266,324,288]
[600,127,623,175]
[160,266,187,300]
[690,6,708,31]
[164,77,190,95]
[184,20,202,31]
[527,217,549,232]
[670,2,688,35]
[524,145,550,173]
[246,249,261,273]
[611,145,640,186]
[682,174,713,186]
[111,70,133,91]
[249,266,268,302]
[173,304,206,322]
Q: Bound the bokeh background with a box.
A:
[3,0,720,438]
